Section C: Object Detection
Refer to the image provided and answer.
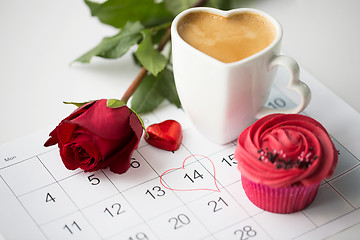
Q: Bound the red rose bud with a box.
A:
[44,99,143,174]
[145,120,182,151]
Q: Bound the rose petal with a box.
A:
[107,113,143,174]
[108,134,139,174]
[56,122,78,146]
[44,127,60,147]
[60,144,80,170]
[71,99,133,140]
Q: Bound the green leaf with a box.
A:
[130,68,182,113]
[74,21,144,63]
[63,101,93,108]
[157,68,182,108]
[131,74,164,113]
[164,0,231,15]
[106,99,125,108]
[164,0,199,15]
[84,0,173,29]
[135,29,167,76]
[216,0,234,10]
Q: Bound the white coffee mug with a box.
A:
[171,7,311,144]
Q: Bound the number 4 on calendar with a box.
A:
[46,192,55,203]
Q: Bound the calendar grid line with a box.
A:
[330,174,360,210]
[0,175,50,240]
[299,186,329,228]
[0,155,40,171]
[296,208,360,240]
[168,188,215,239]
[219,189,271,240]
[223,179,241,186]
[173,142,273,239]
[0,145,57,170]
[31,203,82,228]
[137,143,219,239]
[99,170,162,240]
[15,181,58,198]
[111,172,160,193]
[35,155,82,226]
[132,145,203,240]
[331,137,360,163]
[219,180,277,240]
[328,178,358,210]
[37,156,106,239]
[328,163,360,183]
[156,162,215,238]
[209,185,276,240]
[136,149,161,176]
[293,208,360,240]
[194,150,269,240]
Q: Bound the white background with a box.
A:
[1,0,360,145]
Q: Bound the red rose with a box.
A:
[44,99,143,174]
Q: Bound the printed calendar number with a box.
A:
[45,192,56,203]
[169,214,191,230]
[104,202,125,217]
[267,97,287,109]
[129,232,149,240]
[63,221,82,235]
[145,185,166,199]
[184,169,204,183]
[234,225,257,240]
[87,174,100,185]
[221,153,236,167]
[208,197,229,212]
[131,158,141,168]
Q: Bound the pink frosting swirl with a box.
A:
[235,114,338,188]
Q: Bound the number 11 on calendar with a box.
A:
[63,221,81,234]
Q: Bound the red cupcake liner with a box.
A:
[241,175,320,214]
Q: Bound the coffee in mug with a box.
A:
[177,12,276,63]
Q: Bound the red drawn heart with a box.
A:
[160,154,220,192]
[145,120,183,151]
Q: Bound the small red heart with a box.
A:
[145,120,183,151]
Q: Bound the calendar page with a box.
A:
[1,68,360,240]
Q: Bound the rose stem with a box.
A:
[120,28,171,104]
[120,0,209,104]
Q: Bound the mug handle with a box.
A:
[256,55,311,119]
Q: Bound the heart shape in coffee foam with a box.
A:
[160,155,220,192]
[176,8,276,63]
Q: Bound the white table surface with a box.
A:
[1,0,360,145]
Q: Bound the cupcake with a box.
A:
[235,114,338,213]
